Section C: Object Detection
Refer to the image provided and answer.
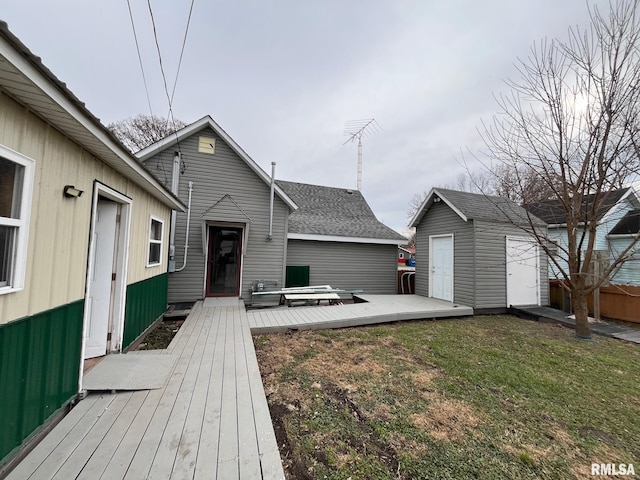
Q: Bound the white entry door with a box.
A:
[430,235,454,302]
[85,199,118,359]
[506,236,540,306]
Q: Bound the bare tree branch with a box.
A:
[108,114,187,153]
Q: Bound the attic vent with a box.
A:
[346,189,353,194]
[198,136,215,154]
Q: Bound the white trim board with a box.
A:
[288,233,403,245]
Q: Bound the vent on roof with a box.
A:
[198,136,215,154]
[346,189,353,194]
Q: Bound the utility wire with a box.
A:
[169,0,196,112]
[145,0,197,171]
[146,0,173,118]
[126,0,154,117]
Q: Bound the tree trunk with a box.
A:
[572,289,592,339]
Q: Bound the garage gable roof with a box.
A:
[410,188,545,227]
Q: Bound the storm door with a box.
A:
[206,226,242,296]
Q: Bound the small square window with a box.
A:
[147,217,164,266]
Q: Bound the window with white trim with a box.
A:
[0,146,34,293]
[147,216,164,266]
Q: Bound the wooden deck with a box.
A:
[247,294,473,333]
[7,295,471,480]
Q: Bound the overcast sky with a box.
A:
[3,0,608,234]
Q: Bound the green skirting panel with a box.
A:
[123,273,168,349]
[0,300,84,466]
[286,266,310,288]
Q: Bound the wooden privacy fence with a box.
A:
[549,280,640,324]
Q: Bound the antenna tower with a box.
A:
[344,118,381,190]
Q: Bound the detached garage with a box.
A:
[409,188,549,312]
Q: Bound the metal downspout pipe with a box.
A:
[169,152,181,272]
[268,161,275,241]
[175,181,193,272]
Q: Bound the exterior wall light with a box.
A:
[63,185,84,198]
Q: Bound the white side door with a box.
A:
[85,200,118,359]
[506,236,540,306]
[430,235,454,302]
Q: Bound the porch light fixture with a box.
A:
[63,185,84,198]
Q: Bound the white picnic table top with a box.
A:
[283,293,340,300]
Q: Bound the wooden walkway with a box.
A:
[7,295,472,480]
[7,304,284,480]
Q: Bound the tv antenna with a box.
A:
[343,118,381,190]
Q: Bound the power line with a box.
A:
[145,0,195,148]
[169,0,196,110]
[126,0,154,117]
[146,0,173,117]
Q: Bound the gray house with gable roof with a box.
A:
[410,188,549,311]
[278,181,407,294]
[136,116,405,303]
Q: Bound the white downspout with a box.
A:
[267,161,275,241]
[169,151,181,272]
[175,181,193,272]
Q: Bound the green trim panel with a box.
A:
[286,265,310,288]
[0,300,83,466]
[123,273,168,349]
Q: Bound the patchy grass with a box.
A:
[254,315,640,479]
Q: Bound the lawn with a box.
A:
[254,315,640,479]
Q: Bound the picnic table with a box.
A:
[250,285,362,307]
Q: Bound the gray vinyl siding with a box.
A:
[474,221,518,309]
[144,127,290,302]
[475,220,549,308]
[286,240,398,294]
[414,202,474,306]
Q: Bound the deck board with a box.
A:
[77,390,149,480]
[193,309,226,479]
[52,392,133,480]
[9,295,470,479]
[6,394,105,480]
[171,309,221,479]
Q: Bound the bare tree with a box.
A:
[490,164,561,204]
[108,114,187,153]
[407,191,428,222]
[482,0,640,337]
[407,170,491,222]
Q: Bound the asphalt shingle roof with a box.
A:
[435,188,545,226]
[525,188,630,225]
[277,180,406,241]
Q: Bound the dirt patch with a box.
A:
[410,397,481,442]
[137,319,183,350]
[578,426,620,446]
